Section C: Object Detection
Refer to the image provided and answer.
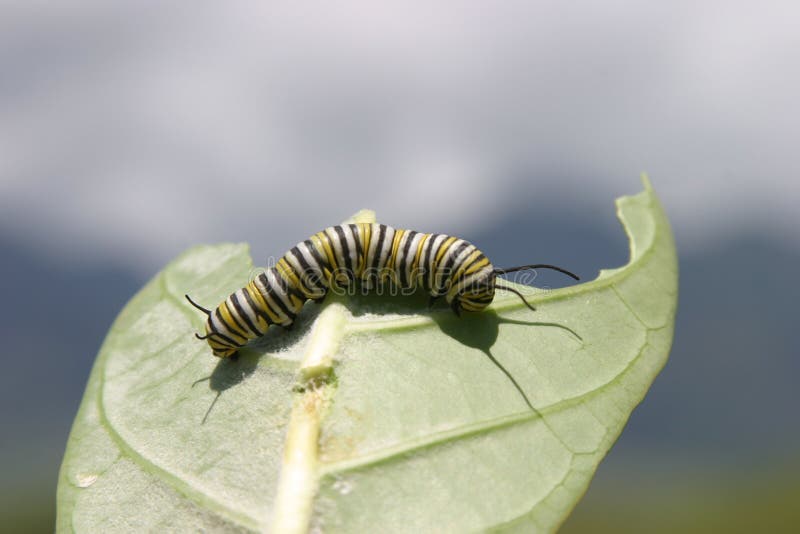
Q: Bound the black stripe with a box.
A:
[454,251,483,284]
[333,225,353,281]
[264,270,298,321]
[255,273,286,319]
[320,230,339,271]
[242,286,273,327]
[258,297,282,325]
[231,292,262,336]
[213,309,246,343]
[207,331,239,348]
[290,246,311,271]
[290,246,323,292]
[222,302,250,339]
[304,239,331,283]
[398,230,417,288]
[319,231,343,283]
[395,231,408,287]
[349,223,364,276]
[282,251,314,297]
[421,234,437,291]
[286,275,309,302]
[430,235,452,294]
[276,259,308,301]
[368,224,388,284]
[442,240,471,281]
[362,224,386,283]
[209,335,238,349]
[287,247,312,293]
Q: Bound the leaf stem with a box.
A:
[269,300,346,533]
[270,209,377,533]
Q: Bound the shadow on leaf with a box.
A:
[432,309,581,413]
[192,351,259,424]
[188,299,325,424]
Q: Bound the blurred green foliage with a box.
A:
[5,459,799,534]
[562,459,800,533]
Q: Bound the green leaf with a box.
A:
[57,178,677,533]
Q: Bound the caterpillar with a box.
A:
[186,224,579,358]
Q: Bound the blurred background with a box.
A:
[1,2,798,532]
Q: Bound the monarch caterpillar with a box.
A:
[186,224,578,358]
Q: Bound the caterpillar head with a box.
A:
[450,268,497,314]
[205,319,239,359]
[185,294,240,358]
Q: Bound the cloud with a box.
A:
[1,2,798,272]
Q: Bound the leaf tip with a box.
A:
[343,209,377,225]
[639,172,653,191]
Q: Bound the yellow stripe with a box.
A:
[434,236,458,265]
[276,258,309,306]
[308,233,333,280]
[209,339,231,350]
[218,303,249,340]
[260,299,283,324]
[357,223,371,275]
[452,249,482,282]
[412,233,430,271]
[247,281,280,323]
[245,283,272,328]
[313,231,338,273]
[289,292,305,309]
[388,229,406,270]
[463,255,491,276]
[277,258,301,288]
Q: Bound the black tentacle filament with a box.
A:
[493,263,580,310]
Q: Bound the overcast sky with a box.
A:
[1,2,798,273]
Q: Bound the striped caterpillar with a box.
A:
[186,224,578,358]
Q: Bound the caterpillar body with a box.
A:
[186,223,578,358]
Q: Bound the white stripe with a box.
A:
[324,227,345,272]
[210,309,244,342]
[342,224,358,276]
[225,295,257,337]
[438,239,467,274]
[285,247,318,295]
[296,242,321,273]
[413,233,432,286]
[361,224,381,288]
[365,224,382,269]
[255,271,291,324]
[425,234,448,291]
[377,225,395,282]
[392,231,410,283]
[234,289,263,335]
[451,244,477,278]
[402,232,425,289]
[267,268,301,314]
[432,237,463,293]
